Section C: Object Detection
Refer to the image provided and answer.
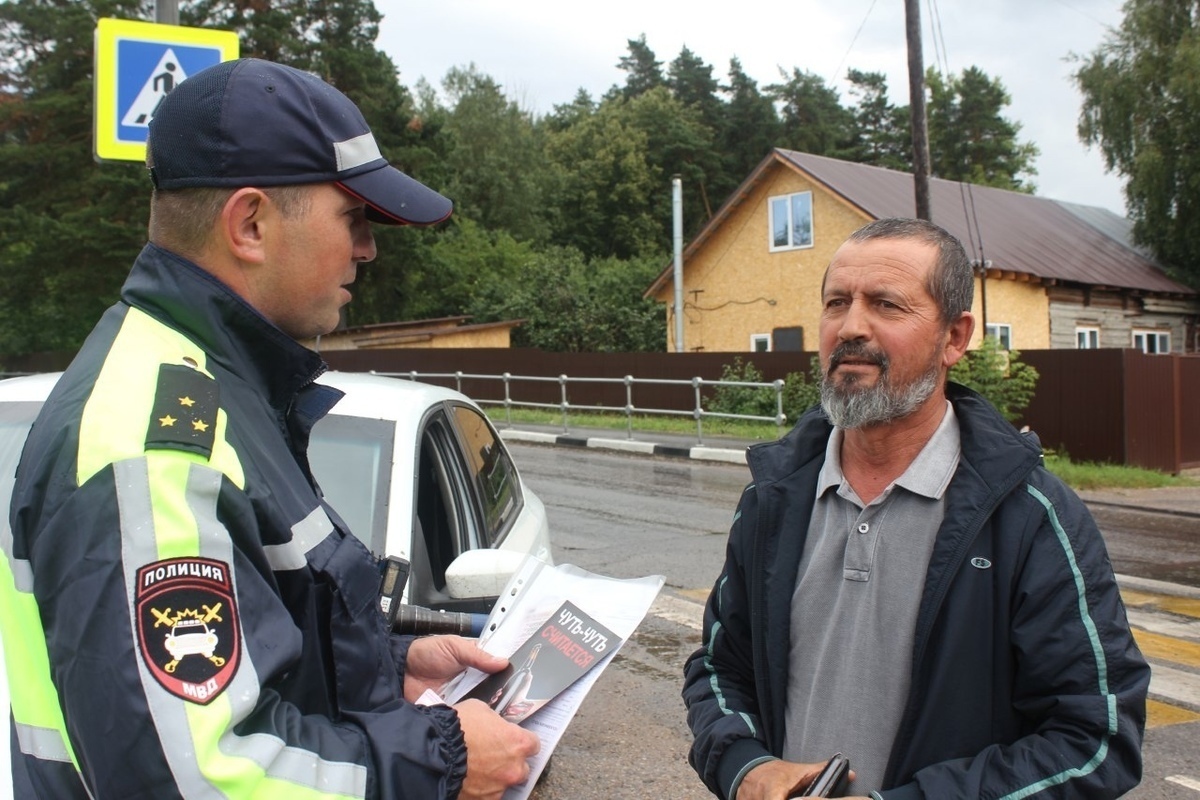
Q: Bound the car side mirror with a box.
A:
[444,549,527,600]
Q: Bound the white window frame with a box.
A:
[985,323,1012,350]
[1075,326,1100,349]
[1132,329,1170,354]
[768,191,814,252]
[750,333,771,353]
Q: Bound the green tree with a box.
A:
[616,34,665,99]
[493,247,664,352]
[949,336,1039,423]
[544,87,596,133]
[437,64,549,242]
[1074,0,1200,287]
[666,46,729,218]
[926,66,1039,192]
[768,68,857,158]
[0,0,150,360]
[413,217,534,321]
[720,57,782,183]
[625,86,718,242]
[0,0,445,357]
[845,69,911,171]
[542,97,661,260]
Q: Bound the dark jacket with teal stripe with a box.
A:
[682,384,1149,799]
[8,244,467,798]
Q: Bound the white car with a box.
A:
[0,370,553,783]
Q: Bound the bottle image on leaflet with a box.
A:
[489,643,542,720]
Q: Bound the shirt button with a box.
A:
[857,522,870,534]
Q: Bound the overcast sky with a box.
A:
[373,0,1127,215]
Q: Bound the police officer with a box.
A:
[3,58,538,798]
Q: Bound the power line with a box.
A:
[828,0,881,86]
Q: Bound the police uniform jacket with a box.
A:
[3,244,468,798]
[682,384,1150,799]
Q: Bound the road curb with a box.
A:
[1077,498,1200,520]
[502,429,748,465]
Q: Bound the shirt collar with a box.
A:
[816,401,961,503]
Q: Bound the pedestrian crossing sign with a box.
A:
[94,18,238,163]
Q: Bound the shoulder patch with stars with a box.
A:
[145,364,220,458]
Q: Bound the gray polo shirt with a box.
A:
[781,403,960,795]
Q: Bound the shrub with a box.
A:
[708,358,779,419]
[949,336,1039,422]
[709,356,825,425]
[781,356,824,421]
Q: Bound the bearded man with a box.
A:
[683,218,1149,800]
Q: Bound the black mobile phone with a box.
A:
[789,753,850,798]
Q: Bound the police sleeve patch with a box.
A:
[135,557,240,704]
[145,364,219,458]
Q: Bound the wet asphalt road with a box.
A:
[509,441,1200,800]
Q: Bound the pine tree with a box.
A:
[0,0,151,360]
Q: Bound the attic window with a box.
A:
[769,191,814,251]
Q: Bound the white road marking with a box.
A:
[1147,663,1200,710]
[1166,775,1200,792]
[651,594,704,631]
[1127,609,1200,640]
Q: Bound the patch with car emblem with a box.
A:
[135,557,239,704]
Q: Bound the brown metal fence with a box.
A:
[12,347,1192,472]
[1019,350,1200,474]
[324,347,1199,474]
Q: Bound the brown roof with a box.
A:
[778,150,1194,295]
[647,149,1195,298]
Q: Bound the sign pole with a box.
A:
[155,0,179,26]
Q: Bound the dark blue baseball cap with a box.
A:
[147,58,452,226]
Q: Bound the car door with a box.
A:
[408,401,525,612]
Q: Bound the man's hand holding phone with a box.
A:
[786,753,850,798]
[736,754,857,800]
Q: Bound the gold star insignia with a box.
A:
[192,419,209,433]
[159,415,177,427]
[179,396,195,407]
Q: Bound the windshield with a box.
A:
[309,414,394,556]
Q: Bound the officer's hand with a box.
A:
[454,698,541,800]
[403,635,509,702]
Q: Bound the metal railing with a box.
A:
[373,370,786,446]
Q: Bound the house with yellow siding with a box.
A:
[646,150,1197,355]
[302,316,521,352]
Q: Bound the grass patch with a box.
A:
[485,406,786,440]
[1043,454,1198,490]
[488,406,1198,490]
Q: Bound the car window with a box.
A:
[414,410,476,597]
[448,404,521,548]
[309,414,393,556]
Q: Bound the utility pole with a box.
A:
[671,176,685,353]
[905,0,932,221]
